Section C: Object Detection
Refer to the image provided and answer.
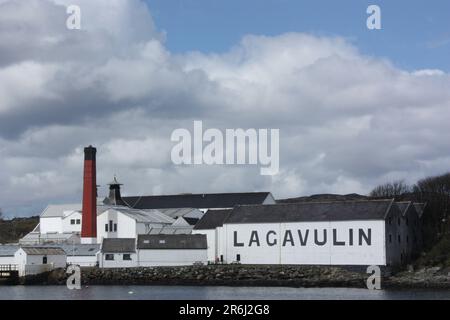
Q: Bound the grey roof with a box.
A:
[57,244,100,256]
[193,209,232,230]
[413,203,427,218]
[101,238,136,253]
[137,234,207,250]
[108,207,175,224]
[225,199,395,224]
[21,247,66,255]
[147,226,193,235]
[0,245,19,257]
[396,201,412,216]
[159,207,204,219]
[40,204,81,217]
[121,192,271,210]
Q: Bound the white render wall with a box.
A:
[14,248,67,276]
[67,255,98,267]
[192,229,216,262]
[0,256,16,265]
[220,221,386,266]
[62,212,82,233]
[99,253,137,268]
[138,249,207,266]
[40,217,63,234]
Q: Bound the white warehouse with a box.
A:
[194,199,424,267]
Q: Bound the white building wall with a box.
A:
[0,256,16,265]
[62,212,82,233]
[40,217,63,234]
[100,253,137,268]
[192,229,216,262]
[67,255,98,267]
[138,249,207,266]
[14,248,67,276]
[222,220,386,266]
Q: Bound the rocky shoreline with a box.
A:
[17,265,450,289]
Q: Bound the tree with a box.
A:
[0,208,3,220]
[369,180,411,199]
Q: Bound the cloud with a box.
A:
[0,0,450,217]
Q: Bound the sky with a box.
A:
[0,0,449,218]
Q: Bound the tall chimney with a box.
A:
[81,145,97,244]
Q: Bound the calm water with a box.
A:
[0,286,449,300]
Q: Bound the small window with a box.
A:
[76,219,81,225]
[109,220,113,232]
[105,224,108,232]
[42,256,47,264]
[407,236,409,243]
[406,218,409,226]
[105,254,114,261]
[220,255,223,263]
[123,254,132,261]
[114,224,117,232]
[398,218,401,226]
[143,240,150,244]
[159,240,166,244]
[236,254,241,262]
[70,219,75,225]
[398,235,401,243]
[389,234,392,243]
[388,217,392,225]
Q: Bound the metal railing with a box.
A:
[0,264,18,271]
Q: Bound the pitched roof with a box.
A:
[147,226,193,235]
[183,217,199,226]
[121,192,271,210]
[21,247,66,255]
[101,238,136,253]
[0,245,19,257]
[396,201,412,216]
[193,209,232,230]
[40,204,81,217]
[107,208,175,224]
[225,199,395,224]
[137,234,207,250]
[159,207,204,219]
[413,203,427,218]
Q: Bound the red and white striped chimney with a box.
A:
[81,145,97,244]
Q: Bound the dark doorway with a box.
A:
[42,256,47,264]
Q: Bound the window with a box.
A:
[43,256,47,264]
[398,218,401,226]
[388,217,392,225]
[407,236,409,243]
[76,219,81,225]
[109,220,113,233]
[70,219,75,225]
[105,224,108,232]
[123,254,132,261]
[389,234,392,243]
[398,235,401,243]
[114,223,117,232]
[220,255,223,263]
[105,254,114,261]
[406,218,409,226]
[236,254,241,262]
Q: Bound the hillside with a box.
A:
[0,217,39,244]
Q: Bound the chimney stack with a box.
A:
[81,145,97,244]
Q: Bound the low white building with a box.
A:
[194,199,424,267]
[137,234,208,267]
[99,238,137,268]
[97,207,175,242]
[0,245,19,265]
[192,209,232,263]
[14,247,66,276]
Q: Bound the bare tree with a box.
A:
[369,180,411,199]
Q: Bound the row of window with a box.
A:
[105,254,131,261]
[388,216,419,227]
[105,220,117,232]
[70,219,81,225]
[388,234,416,244]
